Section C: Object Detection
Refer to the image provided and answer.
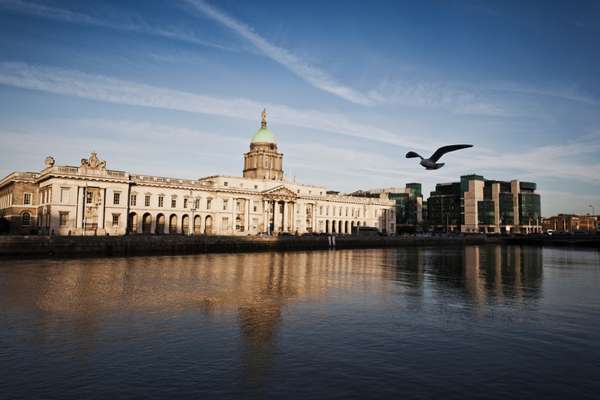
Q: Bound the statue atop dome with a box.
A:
[261,108,267,129]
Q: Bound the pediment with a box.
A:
[262,185,298,198]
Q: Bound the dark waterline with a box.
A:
[1,245,599,399]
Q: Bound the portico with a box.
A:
[263,186,298,234]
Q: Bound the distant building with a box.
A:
[0,111,396,236]
[361,184,424,233]
[427,174,541,234]
[543,214,598,233]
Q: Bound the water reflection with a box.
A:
[0,245,544,322]
[0,245,545,395]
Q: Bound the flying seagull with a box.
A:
[406,144,473,170]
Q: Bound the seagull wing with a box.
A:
[405,151,422,159]
[429,144,473,162]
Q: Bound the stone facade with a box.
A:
[0,114,395,236]
[0,177,39,234]
[542,214,598,233]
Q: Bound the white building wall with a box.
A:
[3,164,395,236]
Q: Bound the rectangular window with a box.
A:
[207,198,212,210]
[223,199,228,211]
[130,194,137,206]
[145,195,150,207]
[112,214,119,227]
[194,199,200,209]
[113,192,120,205]
[253,203,257,212]
[224,182,228,187]
[59,212,69,226]
[60,187,70,203]
[23,192,31,205]
[222,217,229,229]
[158,196,164,207]
[86,191,93,204]
[184,198,188,208]
[171,197,176,208]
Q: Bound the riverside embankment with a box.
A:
[0,234,491,259]
[0,234,597,259]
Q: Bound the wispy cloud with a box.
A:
[0,118,453,193]
[183,0,378,106]
[489,81,600,106]
[0,61,430,149]
[0,0,240,52]
[374,80,509,116]
[452,134,600,183]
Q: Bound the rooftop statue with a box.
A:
[81,152,106,170]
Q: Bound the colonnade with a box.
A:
[323,219,361,235]
[128,211,209,235]
[265,199,297,234]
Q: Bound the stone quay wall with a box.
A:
[0,234,597,259]
[0,234,490,259]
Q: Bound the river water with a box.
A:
[1,245,599,399]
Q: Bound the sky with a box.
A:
[0,0,599,215]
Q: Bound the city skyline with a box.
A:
[1,0,599,215]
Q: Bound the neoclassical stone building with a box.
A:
[0,111,395,236]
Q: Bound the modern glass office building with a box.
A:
[428,175,541,233]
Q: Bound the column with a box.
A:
[287,201,293,232]
[231,199,236,235]
[98,188,106,230]
[263,200,269,234]
[245,198,250,233]
[76,186,85,229]
[282,201,288,232]
[274,200,281,233]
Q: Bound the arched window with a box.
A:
[21,212,31,226]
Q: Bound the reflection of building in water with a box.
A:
[0,246,543,384]
[0,250,398,387]
[425,245,543,306]
[464,245,543,305]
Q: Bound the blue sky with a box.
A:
[0,0,599,215]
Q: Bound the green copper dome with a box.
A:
[251,127,276,144]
